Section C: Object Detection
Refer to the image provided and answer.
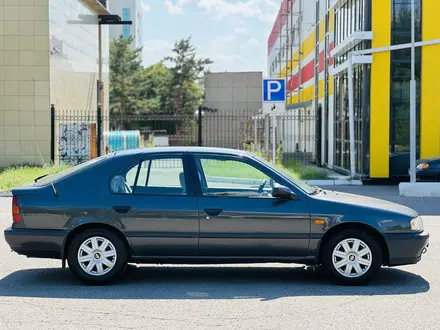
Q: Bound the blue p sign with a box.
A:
[263,79,286,102]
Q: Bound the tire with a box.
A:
[67,228,129,285]
[322,229,382,286]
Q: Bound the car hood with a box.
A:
[418,156,440,163]
[315,190,418,218]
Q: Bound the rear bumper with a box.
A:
[384,230,429,266]
[4,227,67,259]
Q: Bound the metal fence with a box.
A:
[51,105,321,167]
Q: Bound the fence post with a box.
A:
[316,104,322,166]
[197,107,203,146]
[97,104,102,156]
[50,104,55,165]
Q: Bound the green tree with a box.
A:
[134,61,174,112]
[109,36,143,114]
[165,37,213,112]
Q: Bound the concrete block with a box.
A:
[233,87,247,102]
[232,73,247,87]
[247,88,262,103]
[217,73,233,87]
[335,179,352,185]
[306,180,335,186]
[399,183,440,197]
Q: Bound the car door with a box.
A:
[190,154,311,257]
[105,153,199,257]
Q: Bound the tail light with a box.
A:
[12,196,21,223]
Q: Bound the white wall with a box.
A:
[49,0,109,112]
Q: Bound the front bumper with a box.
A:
[384,230,429,266]
[4,227,67,259]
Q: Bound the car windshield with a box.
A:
[33,154,111,187]
[252,155,316,195]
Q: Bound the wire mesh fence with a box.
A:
[51,106,320,167]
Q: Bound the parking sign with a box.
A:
[262,78,286,114]
[263,78,286,102]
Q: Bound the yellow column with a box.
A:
[421,1,440,158]
[370,0,392,178]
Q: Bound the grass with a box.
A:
[0,165,69,192]
[202,159,329,181]
[281,160,329,180]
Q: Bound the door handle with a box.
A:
[113,206,131,214]
[204,208,223,216]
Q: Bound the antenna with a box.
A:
[35,141,58,197]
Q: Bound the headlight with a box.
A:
[416,163,429,170]
[410,216,424,231]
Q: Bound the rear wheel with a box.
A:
[322,229,382,285]
[67,228,128,285]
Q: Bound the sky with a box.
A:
[140,0,280,74]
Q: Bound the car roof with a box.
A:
[112,146,253,158]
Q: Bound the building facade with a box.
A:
[0,0,110,167]
[267,0,440,179]
[203,72,263,149]
[108,0,143,50]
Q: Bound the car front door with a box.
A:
[105,153,199,257]
[190,154,311,257]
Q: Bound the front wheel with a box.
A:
[67,228,128,285]
[322,229,383,285]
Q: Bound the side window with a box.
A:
[110,157,187,195]
[197,157,279,197]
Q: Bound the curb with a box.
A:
[306,179,363,186]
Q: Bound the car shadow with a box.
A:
[0,265,429,301]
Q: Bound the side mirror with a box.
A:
[272,185,298,200]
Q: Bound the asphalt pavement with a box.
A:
[0,187,439,329]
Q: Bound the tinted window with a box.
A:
[110,157,186,196]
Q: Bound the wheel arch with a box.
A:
[62,222,131,261]
[316,222,390,265]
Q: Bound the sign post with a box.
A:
[262,78,286,165]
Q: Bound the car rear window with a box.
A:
[33,154,111,187]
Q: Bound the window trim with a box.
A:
[108,152,195,197]
[189,153,301,199]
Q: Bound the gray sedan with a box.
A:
[4,147,429,285]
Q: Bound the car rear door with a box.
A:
[105,152,199,257]
[190,154,311,257]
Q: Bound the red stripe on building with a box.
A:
[267,0,296,54]
[318,42,334,72]
[287,42,334,92]
[318,51,325,72]
[329,42,334,66]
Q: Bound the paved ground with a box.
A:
[0,187,439,329]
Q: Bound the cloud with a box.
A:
[197,0,278,22]
[140,1,152,12]
[164,0,192,14]
[234,27,248,35]
[241,37,260,48]
[143,39,173,52]
[142,39,174,67]
[213,34,234,45]
[212,53,246,66]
